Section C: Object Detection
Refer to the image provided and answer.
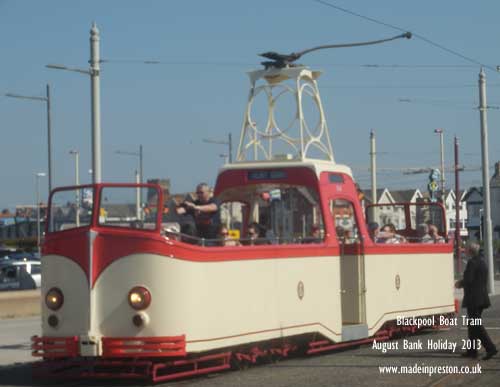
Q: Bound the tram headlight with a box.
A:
[45,287,64,311]
[128,286,151,310]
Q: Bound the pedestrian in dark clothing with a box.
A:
[455,242,497,360]
[177,183,220,242]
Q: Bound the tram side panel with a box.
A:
[94,252,342,353]
[364,251,455,335]
[275,255,342,342]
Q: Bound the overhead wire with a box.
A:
[312,0,498,73]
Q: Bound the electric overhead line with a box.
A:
[101,59,500,71]
[312,0,498,73]
[100,59,254,66]
[322,83,500,89]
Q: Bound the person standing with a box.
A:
[177,183,220,242]
[455,242,497,360]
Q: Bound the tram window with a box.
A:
[98,187,158,230]
[330,199,360,244]
[217,184,324,245]
[329,174,344,184]
[49,188,93,232]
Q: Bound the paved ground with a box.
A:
[0,285,499,386]
[0,316,39,366]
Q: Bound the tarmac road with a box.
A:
[0,317,39,366]
[0,297,499,387]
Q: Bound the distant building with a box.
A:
[463,161,500,241]
[490,161,500,239]
[443,190,468,238]
[463,187,483,241]
[361,188,423,229]
[147,178,171,203]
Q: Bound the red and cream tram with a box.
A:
[32,64,456,382]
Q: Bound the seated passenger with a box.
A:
[417,223,433,243]
[336,226,355,242]
[336,226,345,241]
[380,223,406,244]
[368,222,380,242]
[303,224,322,243]
[343,228,355,243]
[429,224,445,243]
[218,225,240,246]
[242,222,264,245]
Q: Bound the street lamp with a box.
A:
[116,145,144,217]
[203,133,233,163]
[219,154,229,164]
[115,145,143,185]
[69,150,80,226]
[5,85,53,196]
[46,22,102,183]
[35,172,46,250]
[478,68,495,294]
[434,128,445,201]
[69,149,80,186]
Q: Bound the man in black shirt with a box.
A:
[456,242,497,360]
[177,183,220,241]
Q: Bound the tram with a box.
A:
[32,51,455,382]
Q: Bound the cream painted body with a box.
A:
[41,256,90,336]
[40,249,454,354]
[41,253,343,353]
[94,254,342,353]
[364,252,455,334]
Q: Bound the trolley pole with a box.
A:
[478,68,495,295]
[454,136,461,274]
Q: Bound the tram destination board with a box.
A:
[248,170,287,180]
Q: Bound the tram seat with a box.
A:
[162,222,180,233]
[59,223,77,230]
[161,222,181,240]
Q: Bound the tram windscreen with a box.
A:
[98,187,158,230]
[49,187,94,232]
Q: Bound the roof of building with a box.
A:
[390,189,420,203]
[462,186,483,202]
[361,189,387,204]
[490,161,500,187]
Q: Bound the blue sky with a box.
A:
[1,0,499,209]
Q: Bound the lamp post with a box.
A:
[46,22,102,183]
[115,145,143,185]
[5,84,53,196]
[434,128,445,201]
[478,68,495,295]
[116,145,144,216]
[69,150,80,226]
[35,172,46,250]
[203,133,233,163]
[479,208,484,241]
